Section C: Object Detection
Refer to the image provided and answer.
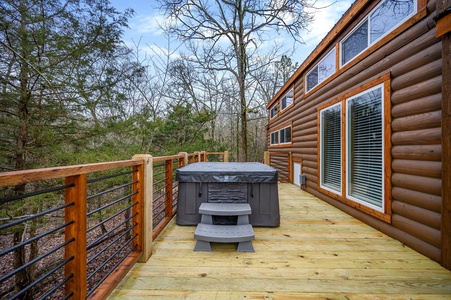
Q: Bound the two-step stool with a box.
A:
[194,203,255,252]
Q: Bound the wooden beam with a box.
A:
[132,154,154,263]
[132,163,144,255]
[165,159,174,220]
[223,151,229,162]
[263,151,270,165]
[65,174,87,299]
[0,160,141,187]
[436,13,451,37]
[178,152,188,167]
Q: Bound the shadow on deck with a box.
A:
[109,183,451,299]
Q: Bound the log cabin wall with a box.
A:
[268,152,290,182]
[266,0,450,268]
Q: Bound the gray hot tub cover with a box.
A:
[176,162,278,183]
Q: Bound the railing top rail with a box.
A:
[0,160,142,187]
[152,154,184,163]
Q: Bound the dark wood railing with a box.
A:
[0,151,227,299]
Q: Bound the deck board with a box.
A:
[109,183,451,299]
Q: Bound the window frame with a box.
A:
[319,102,342,195]
[345,84,385,213]
[269,122,293,147]
[280,88,294,112]
[317,73,391,222]
[270,130,279,145]
[279,125,292,145]
[306,48,337,93]
[340,0,417,67]
[269,104,278,120]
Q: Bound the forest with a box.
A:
[0,0,311,171]
[0,1,319,298]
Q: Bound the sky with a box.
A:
[109,0,355,65]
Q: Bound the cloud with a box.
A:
[301,0,354,47]
[132,14,166,35]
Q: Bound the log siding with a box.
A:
[266,0,450,269]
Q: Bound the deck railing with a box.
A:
[0,151,227,299]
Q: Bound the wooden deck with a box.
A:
[109,183,451,299]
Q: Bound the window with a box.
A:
[306,48,336,92]
[279,126,292,144]
[341,0,416,66]
[370,0,415,43]
[320,102,342,194]
[280,89,293,111]
[342,21,368,66]
[269,124,292,146]
[270,131,279,145]
[346,85,384,211]
[318,75,390,219]
[270,104,278,119]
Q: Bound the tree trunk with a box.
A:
[13,226,33,300]
[16,0,30,172]
[237,0,248,162]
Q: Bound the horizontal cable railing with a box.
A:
[85,168,139,297]
[0,182,75,300]
[0,151,227,299]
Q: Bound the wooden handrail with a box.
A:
[0,151,227,299]
[0,160,142,187]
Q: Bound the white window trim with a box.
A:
[269,125,292,146]
[319,102,342,195]
[269,105,278,119]
[279,125,292,145]
[340,0,417,68]
[270,131,278,145]
[280,89,293,111]
[345,84,385,213]
[306,48,336,93]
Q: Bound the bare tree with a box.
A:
[158,0,314,161]
[0,1,134,297]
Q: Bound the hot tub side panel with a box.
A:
[247,183,280,227]
[176,182,208,226]
[176,181,280,227]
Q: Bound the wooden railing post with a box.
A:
[132,155,153,263]
[165,158,174,219]
[132,163,144,257]
[264,151,271,165]
[178,152,188,167]
[194,151,200,162]
[201,151,207,161]
[223,151,229,162]
[65,174,87,299]
[288,152,293,183]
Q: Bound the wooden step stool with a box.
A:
[194,203,255,252]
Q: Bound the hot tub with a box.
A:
[175,162,280,227]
